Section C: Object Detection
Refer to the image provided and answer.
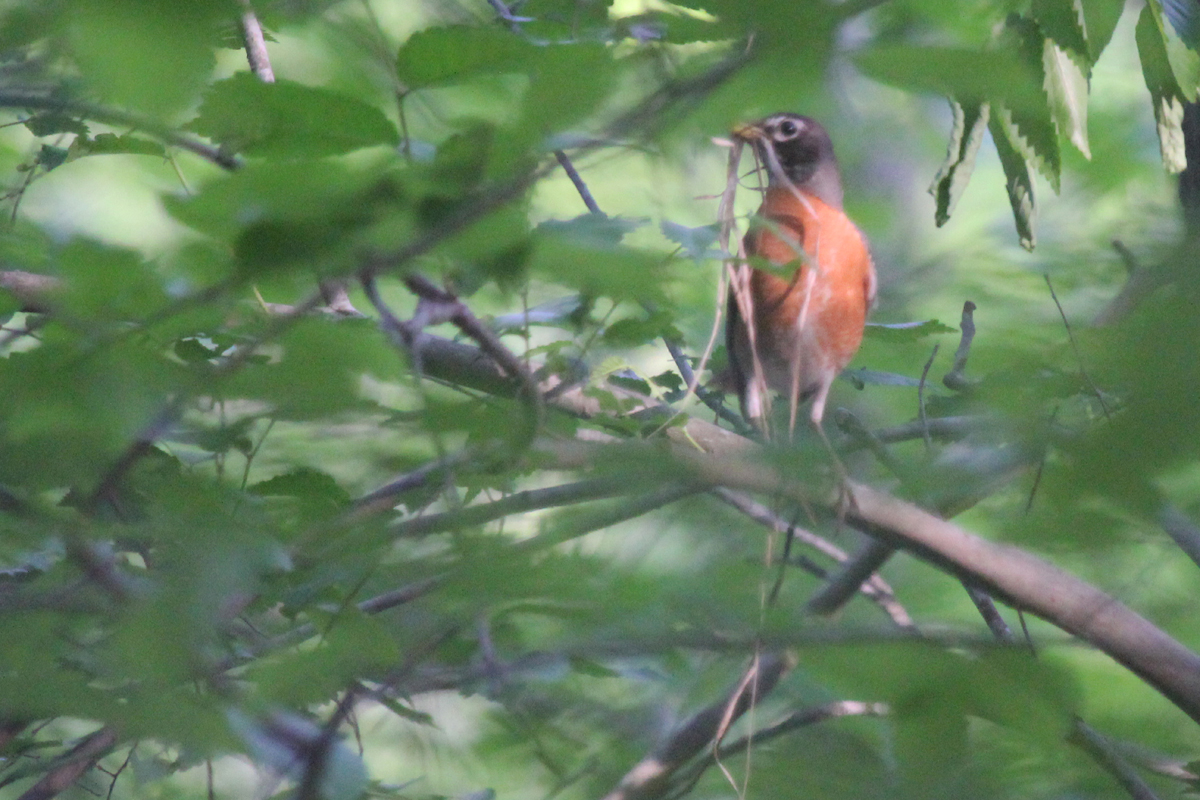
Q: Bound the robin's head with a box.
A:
[733,113,842,208]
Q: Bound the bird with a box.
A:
[722,112,876,461]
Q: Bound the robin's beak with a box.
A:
[731,121,764,142]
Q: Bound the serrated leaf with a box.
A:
[1032,0,1090,58]
[187,73,399,158]
[75,133,167,158]
[1000,15,1063,192]
[1043,39,1091,158]
[929,100,990,226]
[1138,2,1190,172]
[989,112,1037,249]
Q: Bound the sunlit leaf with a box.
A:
[930,100,990,226]
[1043,40,1091,158]
[1138,2,1191,172]
[989,111,1038,249]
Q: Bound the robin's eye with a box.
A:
[777,120,799,138]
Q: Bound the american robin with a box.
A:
[724,113,876,451]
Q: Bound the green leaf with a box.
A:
[1043,39,1091,158]
[24,112,88,137]
[187,73,399,158]
[538,213,645,247]
[1032,0,1090,58]
[66,0,221,114]
[250,468,352,510]
[221,317,394,420]
[854,45,1043,111]
[165,159,392,244]
[34,144,68,171]
[73,132,167,158]
[1000,15,1062,192]
[1138,2,1191,173]
[1159,1,1200,100]
[660,220,721,259]
[396,25,537,89]
[603,312,680,347]
[989,111,1038,250]
[520,43,615,140]
[929,100,990,226]
[1079,0,1125,60]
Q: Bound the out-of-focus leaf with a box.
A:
[165,159,395,244]
[72,132,167,158]
[538,213,645,247]
[661,220,722,259]
[854,45,1043,113]
[528,236,664,302]
[1080,0,1125,60]
[250,467,352,512]
[24,112,88,137]
[187,73,399,158]
[989,111,1038,249]
[35,144,68,171]
[519,43,615,141]
[603,311,681,347]
[222,317,394,420]
[1043,39,1091,158]
[66,0,220,113]
[396,25,537,89]
[930,100,990,226]
[1138,2,1192,172]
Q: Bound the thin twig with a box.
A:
[554,150,601,214]
[0,91,238,170]
[918,343,940,452]
[16,726,119,800]
[1069,720,1163,800]
[1044,274,1111,419]
[362,272,543,446]
[87,397,185,515]
[600,653,791,800]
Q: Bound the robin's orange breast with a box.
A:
[728,186,875,415]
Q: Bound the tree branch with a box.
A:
[600,652,791,800]
[0,91,238,171]
[16,726,118,800]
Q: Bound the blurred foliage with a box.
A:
[0,0,1198,799]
